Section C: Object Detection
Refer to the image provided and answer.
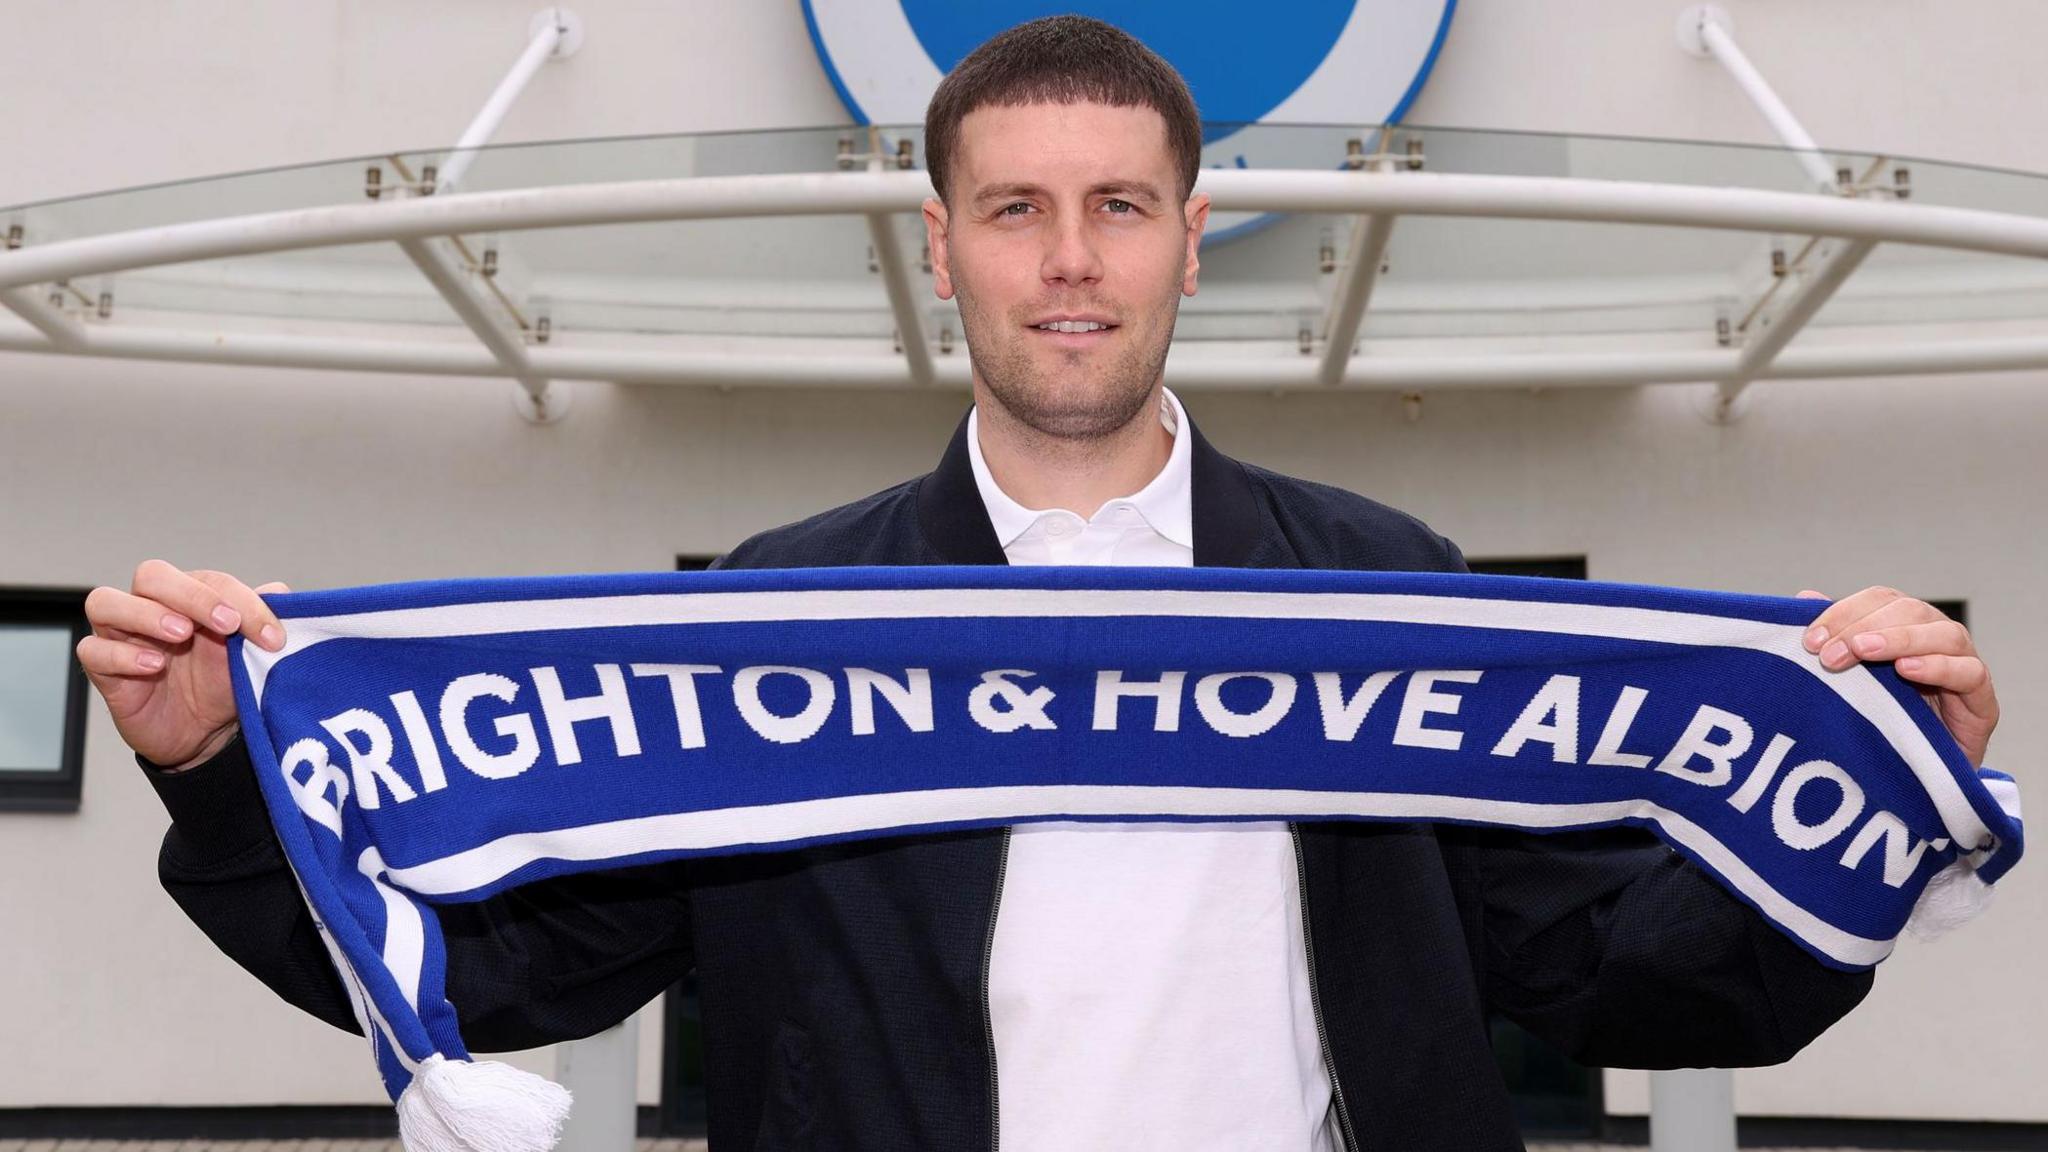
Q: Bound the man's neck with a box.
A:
[972,382,1174,521]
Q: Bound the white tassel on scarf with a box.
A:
[396,1056,573,1152]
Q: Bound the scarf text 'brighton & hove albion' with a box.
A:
[228,566,2023,1152]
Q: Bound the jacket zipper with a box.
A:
[1292,824,1360,1152]
[982,826,1013,1152]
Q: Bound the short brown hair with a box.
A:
[923,16,1203,206]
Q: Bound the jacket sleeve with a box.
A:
[1439,825,1872,1068]
[148,734,693,1051]
[1426,532,1872,1068]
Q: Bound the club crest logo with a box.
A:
[802,1,1456,239]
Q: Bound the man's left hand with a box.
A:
[1799,586,1999,767]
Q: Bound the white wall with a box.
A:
[10,0,2048,208]
[1,0,2042,1125]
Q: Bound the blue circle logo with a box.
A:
[802,2,1456,238]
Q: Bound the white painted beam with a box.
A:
[14,320,2048,391]
[15,171,2048,295]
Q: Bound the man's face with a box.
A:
[924,101,1210,440]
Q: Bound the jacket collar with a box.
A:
[917,402,1268,569]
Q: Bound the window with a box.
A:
[0,588,92,812]
[1466,556,1588,581]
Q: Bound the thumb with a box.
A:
[1795,589,1830,600]
[254,581,292,595]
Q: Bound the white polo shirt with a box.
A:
[968,388,1341,1152]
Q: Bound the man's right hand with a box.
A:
[78,560,290,773]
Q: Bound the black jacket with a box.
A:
[150,411,1872,1151]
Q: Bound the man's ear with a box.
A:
[923,197,955,300]
[1182,192,1210,296]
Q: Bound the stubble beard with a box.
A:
[958,281,1180,443]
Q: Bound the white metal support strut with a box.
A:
[1714,235,1878,419]
[0,286,86,349]
[440,9,585,195]
[1318,209,1397,387]
[1680,6,1874,420]
[1678,6,1838,192]
[398,235,563,420]
[395,8,582,421]
[866,147,935,387]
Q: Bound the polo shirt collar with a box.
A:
[964,389,1195,552]
[918,389,1269,569]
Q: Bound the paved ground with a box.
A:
[0,1141,1961,1152]
[0,1131,1966,1139]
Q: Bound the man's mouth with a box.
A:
[1033,320,1114,334]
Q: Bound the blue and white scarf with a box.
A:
[230,566,2022,1152]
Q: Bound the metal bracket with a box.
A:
[838,134,917,172]
[527,7,584,58]
[1346,132,1424,172]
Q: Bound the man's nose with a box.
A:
[1040,213,1103,286]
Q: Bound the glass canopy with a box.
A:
[5,123,2048,416]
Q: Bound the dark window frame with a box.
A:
[0,587,93,813]
[1465,556,1589,581]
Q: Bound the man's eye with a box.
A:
[1002,202,1033,216]
[1105,199,1134,214]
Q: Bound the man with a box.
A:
[83,17,1999,1151]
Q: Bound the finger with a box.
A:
[1894,654,1996,709]
[191,570,288,651]
[97,624,167,650]
[1795,590,1832,651]
[84,585,197,646]
[130,561,282,652]
[1819,597,1956,670]
[76,633,168,677]
[1842,619,1974,665]
[1807,586,1934,656]
[131,560,244,636]
[254,581,292,595]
